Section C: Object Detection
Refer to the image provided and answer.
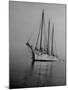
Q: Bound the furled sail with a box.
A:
[51,24,54,56]
[35,9,47,54]
[47,19,50,55]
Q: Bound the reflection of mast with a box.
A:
[47,19,50,55]
[51,24,54,56]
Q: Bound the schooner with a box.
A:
[26,9,58,62]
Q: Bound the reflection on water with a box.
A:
[10,57,66,89]
[22,60,53,87]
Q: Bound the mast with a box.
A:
[43,14,47,51]
[51,24,54,56]
[43,16,46,51]
[47,19,50,55]
[35,25,41,51]
[40,9,44,51]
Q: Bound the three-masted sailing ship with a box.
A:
[26,9,58,62]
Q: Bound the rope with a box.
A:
[53,32,59,58]
[35,23,41,50]
[25,46,32,59]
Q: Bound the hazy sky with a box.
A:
[9,1,66,61]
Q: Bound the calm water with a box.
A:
[10,49,66,89]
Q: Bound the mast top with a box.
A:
[49,18,50,23]
[42,9,44,16]
[42,8,44,12]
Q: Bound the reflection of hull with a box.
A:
[35,53,58,62]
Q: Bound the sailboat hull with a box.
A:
[35,54,58,62]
